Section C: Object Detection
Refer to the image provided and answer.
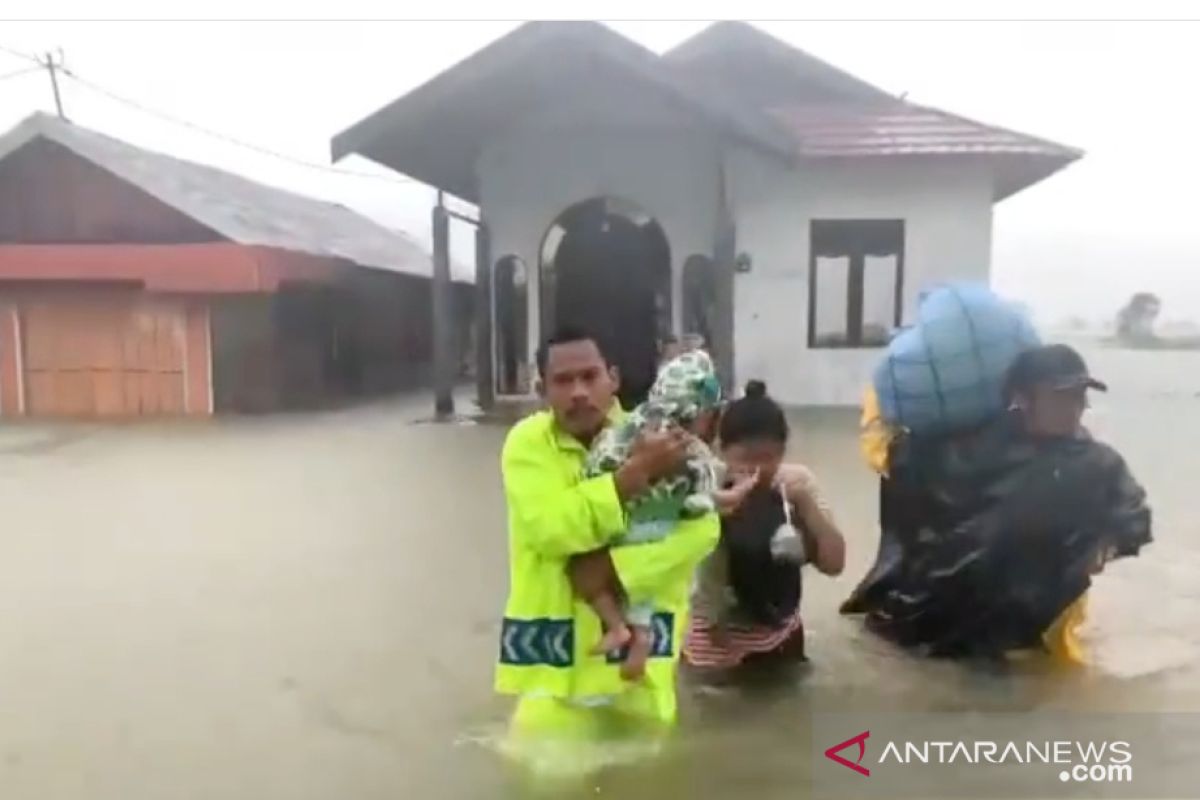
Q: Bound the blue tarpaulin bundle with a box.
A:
[874,284,1040,437]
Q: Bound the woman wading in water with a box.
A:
[684,381,846,670]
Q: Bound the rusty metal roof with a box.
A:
[0,113,469,281]
[767,102,1081,159]
[765,101,1082,199]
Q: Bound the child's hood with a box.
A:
[647,350,723,423]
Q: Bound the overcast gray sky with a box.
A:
[2,16,1197,324]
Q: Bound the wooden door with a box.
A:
[21,294,187,417]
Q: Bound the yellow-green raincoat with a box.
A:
[497,405,719,745]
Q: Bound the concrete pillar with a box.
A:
[431,202,454,418]
[711,160,737,392]
[474,223,494,412]
[670,254,684,337]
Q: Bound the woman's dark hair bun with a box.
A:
[721,379,787,445]
[744,380,768,399]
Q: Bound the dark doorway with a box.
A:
[540,197,671,409]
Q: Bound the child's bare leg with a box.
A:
[621,604,656,681]
[568,550,631,654]
[621,625,652,681]
[588,593,634,654]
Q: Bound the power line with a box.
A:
[0,42,39,65]
[0,65,41,83]
[59,67,422,187]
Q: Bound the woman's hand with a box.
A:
[776,471,846,576]
[714,469,759,517]
[774,472,816,513]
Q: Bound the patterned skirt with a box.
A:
[682,606,806,669]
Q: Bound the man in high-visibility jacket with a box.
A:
[497,326,720,756]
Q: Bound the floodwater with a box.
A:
[0,346,1197,800]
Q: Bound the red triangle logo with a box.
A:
[824,730,871,776]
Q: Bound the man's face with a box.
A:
[540,339,617,441]
[1020,383,1088,438]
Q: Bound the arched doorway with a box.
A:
[540,197,670,408]
[493,255,529,395]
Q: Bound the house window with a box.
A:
[808,219,904,348]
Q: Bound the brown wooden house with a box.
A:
[0,112,471,419]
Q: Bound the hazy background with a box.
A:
[2,17,1197,329]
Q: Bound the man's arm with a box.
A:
[609,512,720,601]
[501,426,627,559]
[1105,453,1152,558]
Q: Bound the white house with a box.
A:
[332,21,1080,410]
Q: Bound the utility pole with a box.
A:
[39,51,66,120]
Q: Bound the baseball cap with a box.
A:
[1006,344,1108,393]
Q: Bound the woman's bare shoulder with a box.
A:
[777,463,834,515]
[776,462,821,489]
[772,462,830,506]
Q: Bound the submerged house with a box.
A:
[0,112,471,419]
[333,21,1081,409]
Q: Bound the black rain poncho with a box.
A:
[842,413,1152,658]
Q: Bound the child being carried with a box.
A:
[567,350,764,679]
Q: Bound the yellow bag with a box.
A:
[860,386,894,475]
[1041,593,1088,666]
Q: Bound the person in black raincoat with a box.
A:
[842,345,1152,660]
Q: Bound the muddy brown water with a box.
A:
[0,347,1197,799]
